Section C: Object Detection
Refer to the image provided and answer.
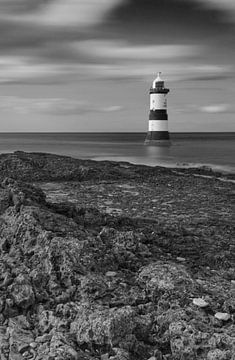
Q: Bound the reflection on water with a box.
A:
[145,145,171,160]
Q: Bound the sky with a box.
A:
[0,0,234,132]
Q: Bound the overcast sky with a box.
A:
[0,0,234,132]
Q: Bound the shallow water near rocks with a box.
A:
[0,132,234,173]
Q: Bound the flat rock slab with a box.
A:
[193,298,209,308]
[214,312,231,321]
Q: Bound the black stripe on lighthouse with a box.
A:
[149,110,168,120]
[145,131,170,141]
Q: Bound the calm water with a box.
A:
[0,132,234,173]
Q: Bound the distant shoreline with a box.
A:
[91,155,235,177]
[0,131,234,134]
[0,150,235,180]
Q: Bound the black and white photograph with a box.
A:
[0,1,234,359]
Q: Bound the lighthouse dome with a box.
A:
[152,72,164,88]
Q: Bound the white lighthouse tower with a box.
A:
[145,73,171,146]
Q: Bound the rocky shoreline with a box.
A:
[0,151,234,360]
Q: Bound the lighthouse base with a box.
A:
[144,131,171,146]
[144,139,171,146]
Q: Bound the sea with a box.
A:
[0,132,234,174]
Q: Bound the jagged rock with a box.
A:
[0,187,11,215]
[207,349,229,360]
[47,332,79,360]
[0,152,234,360]
[109,348,130,360]
[37,307,62,334]
[134,314,153,342]
[137,261,195,299]
[7,316,34,359]
[2,177,46,211]
[9,274,35,309]
[98,227,149,271]
[79,273,110,301]
[169,320,197,358]
[70,304,135,347]
[0,326,9,359]
[208,332,235,354]
[156,307,188,334]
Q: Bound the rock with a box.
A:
[170,333,196,358]
[101,354,109,360]
[134,314,153,342]
[138,261,195,297]
[99,227,148,271]
[168,320,209,359]
[106,271,118,277]
[0,152,234,360]
[176,257,186,262]
[9,275,35,309]
[192,298,209,308]
[207,349,228,360]
[109,348,130,360]
[79,274,110,301]
[2,177,47,211]
[29,342,37,348]
[7,316,34,359]
[208,332,235,352]
[48,332,79,360]
[0,326,9,359]
[70,304,135,347]
[153,350,163,360]
[214,312,230,321]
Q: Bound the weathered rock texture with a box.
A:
[0,151,234,360]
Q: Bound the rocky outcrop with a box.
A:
[0,152,234,360]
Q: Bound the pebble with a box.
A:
[30,342,37,348]
[105,271,117,277]
[196,279,204,285]
[176,257,186,262]
[214,312,230,321]
[193,298,208,308]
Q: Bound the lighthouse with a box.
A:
[145,73,171,146]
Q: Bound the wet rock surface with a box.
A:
[0,151,234,360]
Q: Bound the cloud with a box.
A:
[0,0,234,87]
[0,56,69,83]
[200,104,234,113]
[107,0,235,35]
[0,0,50,13]
[77,62,232,82]
[177,103,235,114]
[0,96,124,115]
[101,105,123,112]
[203,0,235,13]
[0,51,232,85]
[77,40,200,60]
[0,0,124,27]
